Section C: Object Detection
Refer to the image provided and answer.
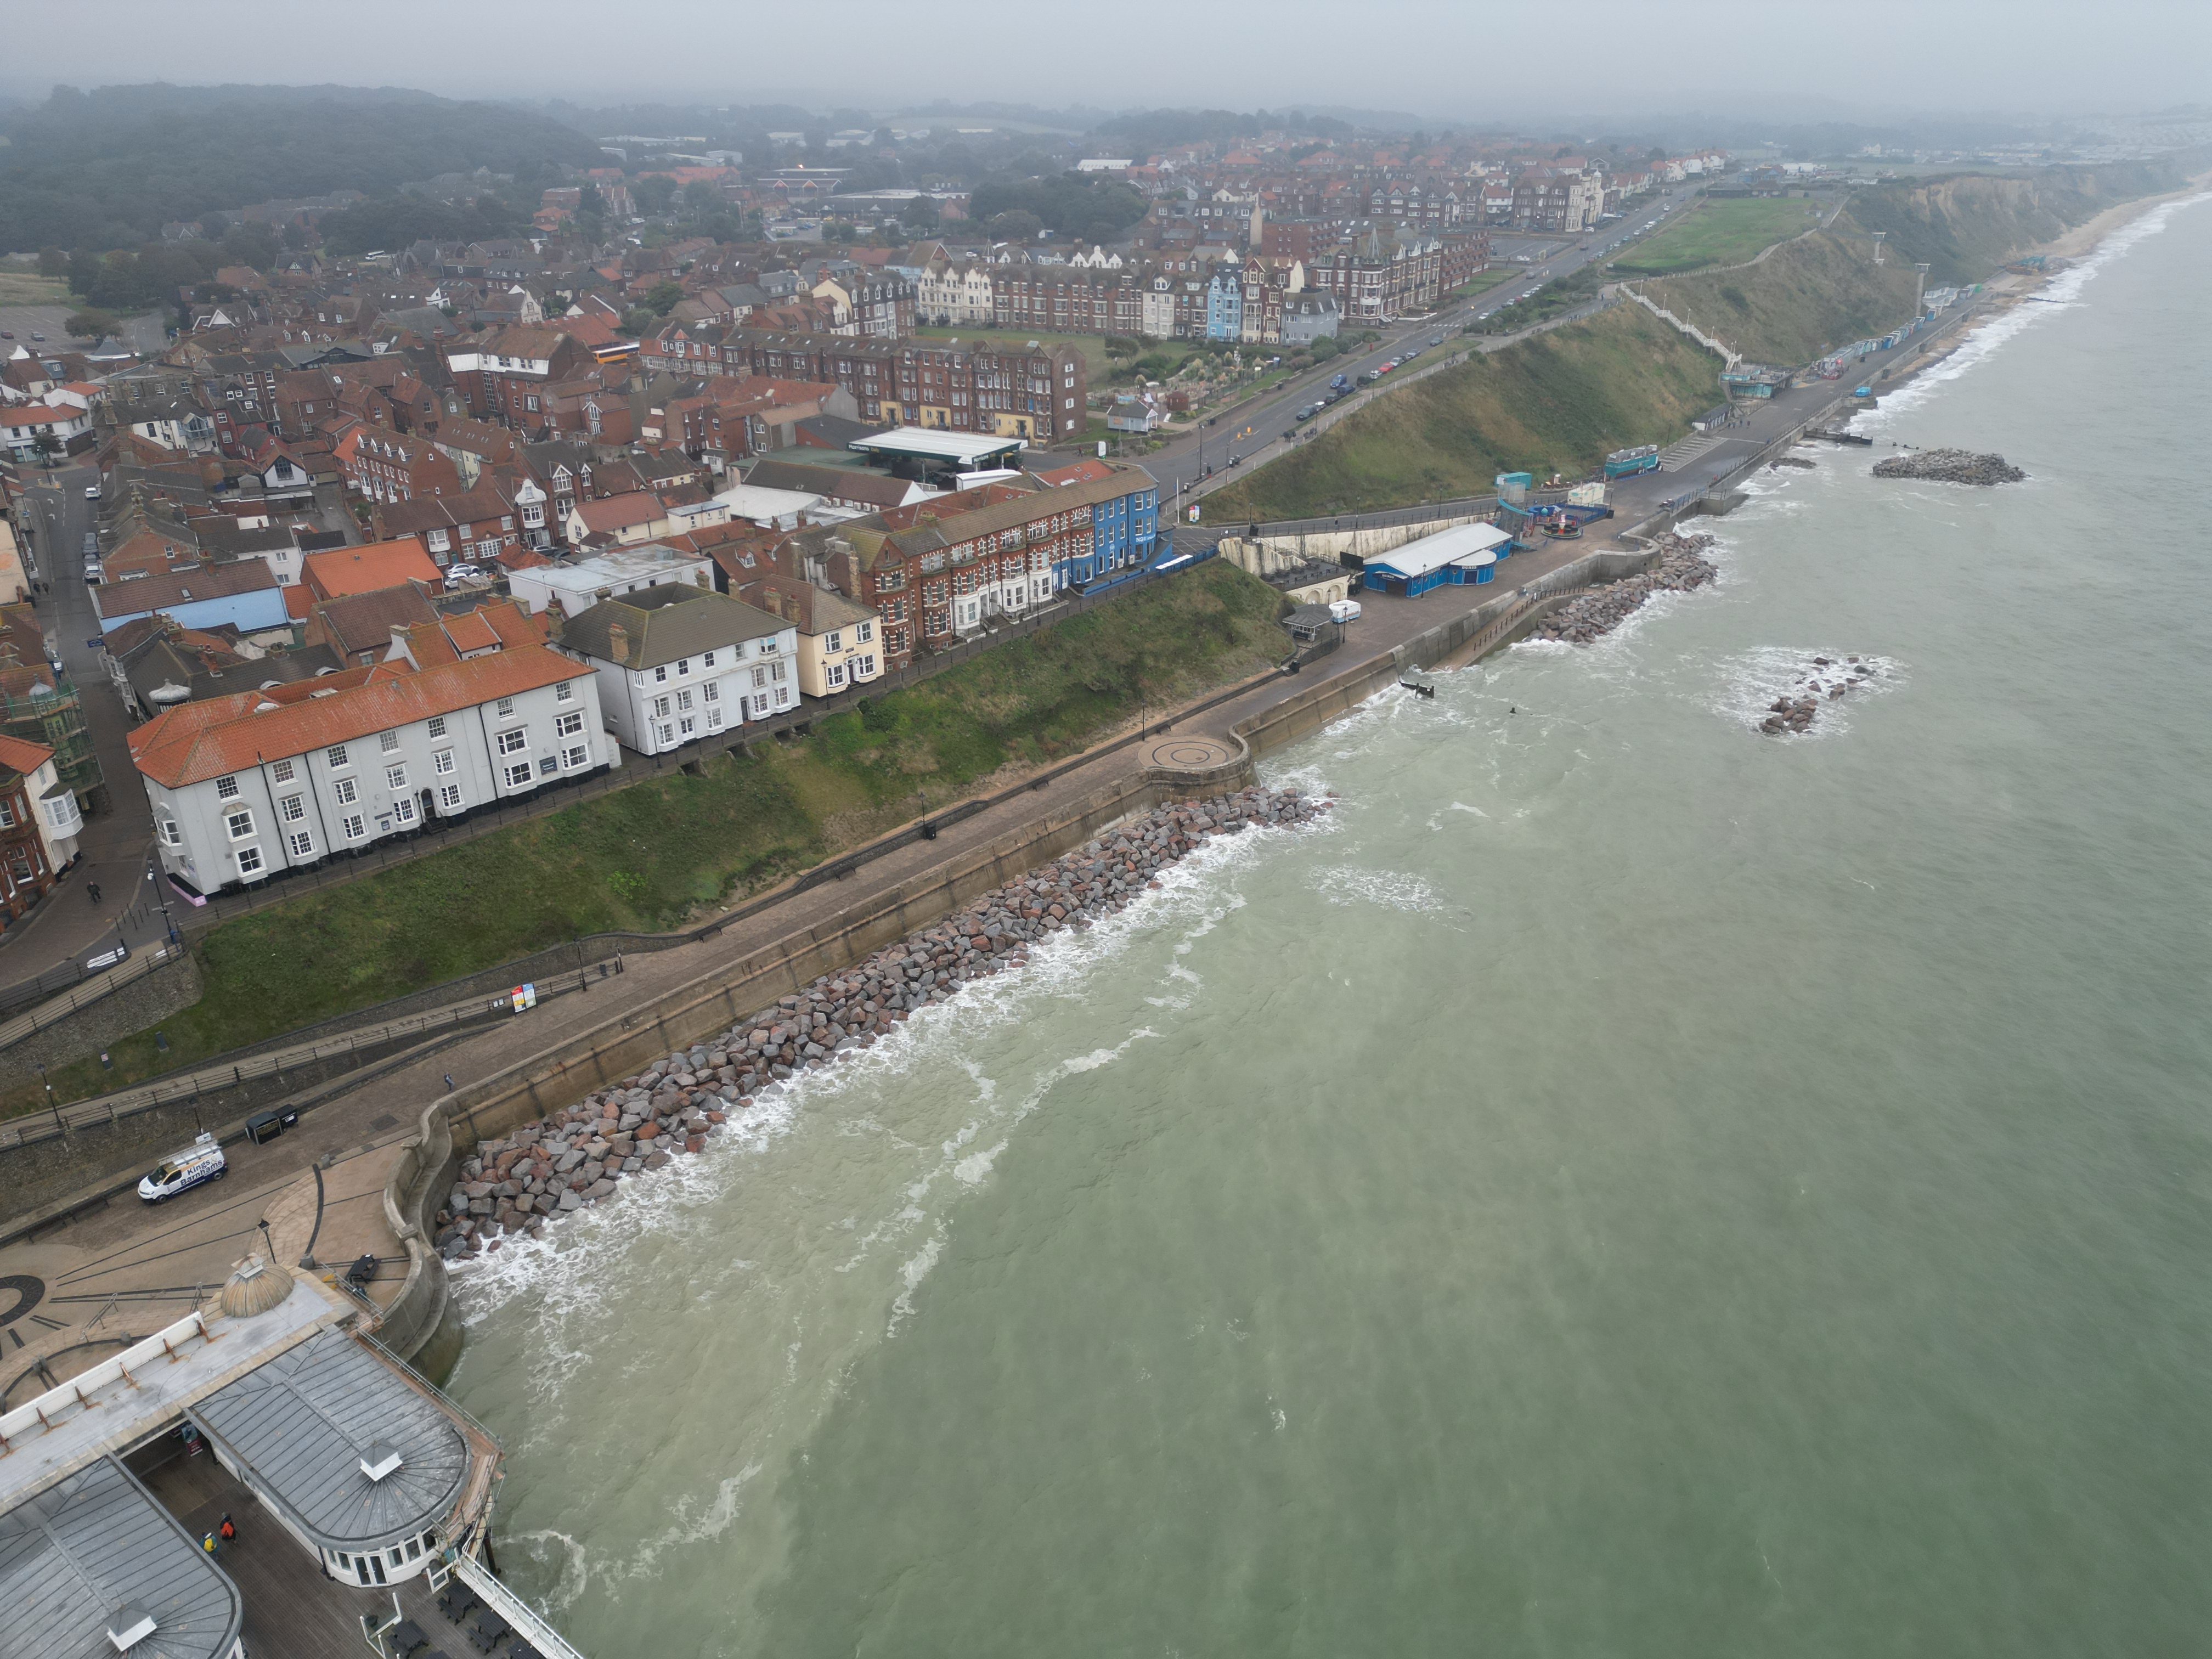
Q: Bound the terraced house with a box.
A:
[730,330,1086,443]
[131,645,612,898]
[804,465,1161,668]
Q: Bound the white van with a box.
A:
[138,1132,227,1203]
[1328,598,1363,623]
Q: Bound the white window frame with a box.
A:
[438,783,464,810]
[328,743,351,769]
[497,728,527,755]
[333,777,358,805]
[379,729,400,753]
[216,775,240,800]
[385,765,408,791]
[225,809,255,841]
[272,758,296,783]
[286,830,315,858]
[504,760,535,788]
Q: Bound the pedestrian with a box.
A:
[219,1514,236,1543]
[87,882,100,903]
[202,1531,217,1555]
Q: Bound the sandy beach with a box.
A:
[2035,167,2212,259]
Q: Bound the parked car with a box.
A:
[83,559,103,584]
[84,483,100,499]
[1429,334,1445,346]
[138,1132,227,1203]
[245,1108,298,1146]
[30,331,45,341]
[0,331,12,340]
[443,562,486,583]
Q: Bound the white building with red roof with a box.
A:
[131,644,613,898]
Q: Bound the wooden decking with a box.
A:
[127,1438,503,1659]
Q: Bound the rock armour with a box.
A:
[433,786,1329,1260]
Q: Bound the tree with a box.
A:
[897,197,940,233]
[67,307,120,342]
[985,209,1042,243]
[633,174,679,216]
[1647,145,1667,162]
[36,246,67,277]
[823,221,860,245]
[1308,334,1340,362]
[642,279,682,316]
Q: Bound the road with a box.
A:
[1144,184,1708,512]
[1,460,180,995]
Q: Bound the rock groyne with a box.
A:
[435,786,1326,1259]
[1759,656,1880,735]
[1528,532,1719,645]
[1871,448,2027,485]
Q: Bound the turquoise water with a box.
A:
[450,194,2212,1657]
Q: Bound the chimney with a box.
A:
[607,621,629,663]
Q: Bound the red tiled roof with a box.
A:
[130,645,593,788]
[569,492,663,533]
[0,733,57,778]
[303,538,439,599]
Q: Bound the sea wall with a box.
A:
[376,764,1220,1365]
[1215,513,1494,570]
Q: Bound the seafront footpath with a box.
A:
[435,786,1328,1260]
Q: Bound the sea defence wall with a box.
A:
[375,764,1221,1367]
[1214,514,1493,571]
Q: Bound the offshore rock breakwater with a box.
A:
[434,786,1327,1260]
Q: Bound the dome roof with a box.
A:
[218,1254,295,1318]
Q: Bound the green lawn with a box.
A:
[1610,198,1827,276]
[1203,303,1724,521]
[5,562,1290,1114]
[0,271,67,307]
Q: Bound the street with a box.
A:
[1145,184,1707,510]
[1,459,178,995]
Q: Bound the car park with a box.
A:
[138,1132,227,1203]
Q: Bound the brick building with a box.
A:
[729,331,1086,443]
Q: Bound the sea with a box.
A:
[446,192,2212,1658]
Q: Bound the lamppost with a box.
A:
[36,1062,59,1136]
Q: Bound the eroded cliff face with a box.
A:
[1635,160,2192,364]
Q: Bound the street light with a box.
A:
[36,1062,59,1136]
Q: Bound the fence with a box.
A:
[0,968,613,1151]
[0,944,187,1044]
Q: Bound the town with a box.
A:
[1,75,2205,1659]
[0,119,1764,928]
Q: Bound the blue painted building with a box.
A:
[1049,470,1163,590]
[92,561,290,637]
[1205,270,1244,342]
[1361,522,1514,598]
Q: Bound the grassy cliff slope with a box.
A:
[10,561,1286,1109]
[1635,230,1922,366]
[1203,304,1723,521]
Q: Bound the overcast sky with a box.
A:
[6,0,2209,120]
